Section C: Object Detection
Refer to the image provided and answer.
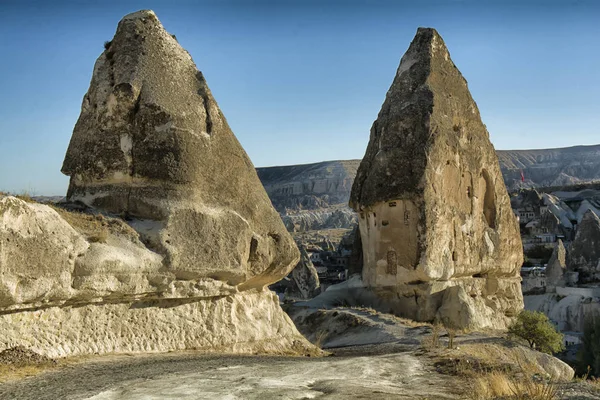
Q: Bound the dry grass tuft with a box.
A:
[15,194,36,203]
[472,370,559,400]
[435,344,561,400]
[421,323,442,350]
[0,364,55,383]
[447,328,457,349]
[389,315,431,328]
[88,229,109,243]
[51,206,138,243]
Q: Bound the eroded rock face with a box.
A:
[290,247,320,299]
[546,240,567,290]
[349,28,523,330]
[568,210,600,284]
[61,10,297,289]
[0,10,315,357]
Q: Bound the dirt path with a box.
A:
[0,347,463,400]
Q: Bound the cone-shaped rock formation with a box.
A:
[568,210,600,284]
[350,28,523,330]
[546,240,566,290]
[0,10,315,358]
[61,10,297,289]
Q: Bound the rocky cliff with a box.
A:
[0,10,316,358]
[257,160,359,231]
[498,144,600,190]
[257,145,600,231]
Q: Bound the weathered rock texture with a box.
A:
[257,160,359,232]
[498,144,600,190]
[61,10,297,290]
[257,160,358,212]
[0,10,315,357]
[349,28,523,330]
[546,240,567,290]
[568,210,600,284]
[525,289,600,333]
[290,247,320,299]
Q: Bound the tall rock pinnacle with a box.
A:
[546,239,566,290]
[350,28,523,330]
[61,10,298,289]
[568,210,600,284]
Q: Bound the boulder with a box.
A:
[349,28,523,330]
[0,10,316,358]
[568,210,600,284]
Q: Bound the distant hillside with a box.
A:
[256,160,360,212]
[497,144,600,190]
[257,145,600,215]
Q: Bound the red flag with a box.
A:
[520,170,525,182]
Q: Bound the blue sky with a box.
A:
[0,0,598,195]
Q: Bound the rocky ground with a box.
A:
[1,306,599,400]
[0,349,461,400]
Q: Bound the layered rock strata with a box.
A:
[349,28,523,330]
[0,10,315,357]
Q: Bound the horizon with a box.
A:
[1,0,599,195]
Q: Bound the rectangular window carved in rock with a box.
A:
[382,220,389,226]
[389,201,397,207]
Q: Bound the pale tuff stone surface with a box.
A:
[568,210,600,284]
[62,10,298,289]
[0,10,315,357]
[349,28,523,330]
[0,196,316,358]
[0,289,309,359]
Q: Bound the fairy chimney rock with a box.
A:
[568,210,600,284]
[546,240,567,290]
[61,9,298,289]
[350,28,523,330]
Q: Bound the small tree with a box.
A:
[508,310,564,354]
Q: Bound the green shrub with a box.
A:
[508,311,564,354]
